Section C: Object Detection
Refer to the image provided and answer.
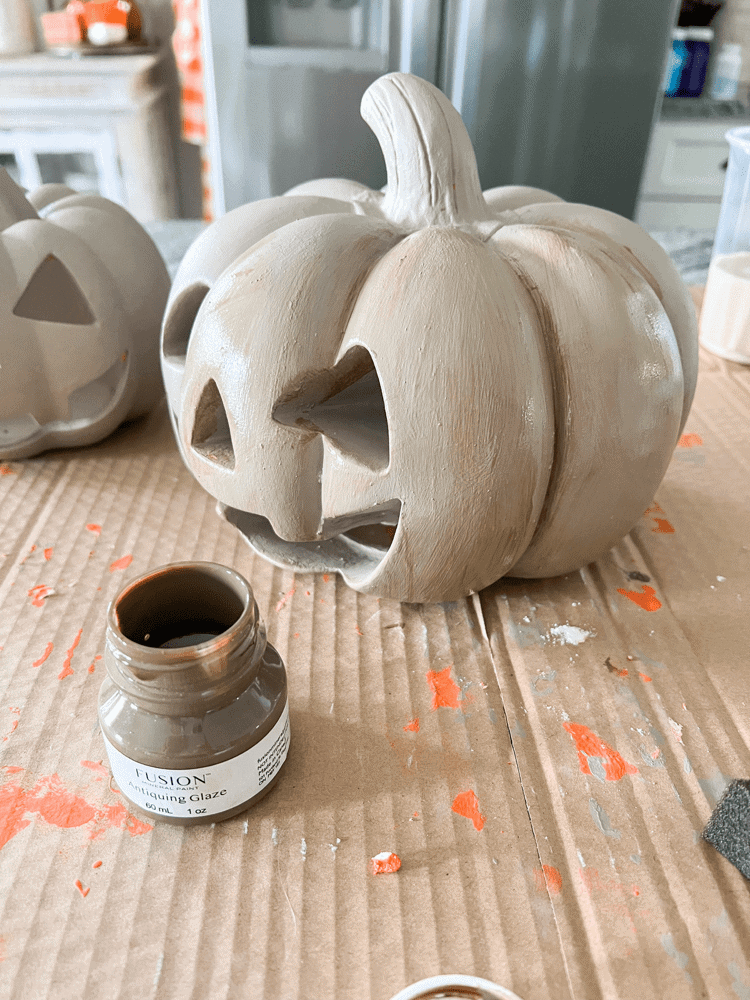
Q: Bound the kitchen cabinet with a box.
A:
[0,47,184,222]
[635,107,749,230]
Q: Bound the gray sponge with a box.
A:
[703,780,750,879]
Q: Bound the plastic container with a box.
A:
[664,28,690,96]
[99,561,290,824]
[699,126,750,363]
[709,42,742,100]
[680,27,714,96]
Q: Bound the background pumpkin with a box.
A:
[0,170,169,460]
[162,72,697,603]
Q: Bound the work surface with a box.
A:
[1,336,750,997]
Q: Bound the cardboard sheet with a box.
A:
[1,344,749,1000]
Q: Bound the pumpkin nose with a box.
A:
[182,371,325,542]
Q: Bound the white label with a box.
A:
[103,702,290,820]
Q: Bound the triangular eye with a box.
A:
[273,346,389,471]
[191,379,235,469]
[13,254,95,325]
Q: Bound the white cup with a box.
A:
[700,127,750,364]
[699,253,750,363]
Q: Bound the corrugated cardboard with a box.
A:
[1,338,749,1000]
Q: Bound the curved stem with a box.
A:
[361,73,492,231]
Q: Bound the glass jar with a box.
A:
[99,561,290,825]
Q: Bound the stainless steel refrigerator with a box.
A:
[203,0,679,219]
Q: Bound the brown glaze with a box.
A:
[99,562,289,825]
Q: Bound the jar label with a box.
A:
[103,701,290,820]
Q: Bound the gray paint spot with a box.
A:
[531,669,557,696]
[589,797,621,839]
[639,746,665,768]
[632,649,666,672]
[684,756,693,773]
[650,726,665,746]
[488,707,498,726]
[630,853,641,864]
[674,449,706,466]
[511,719,527,740]
[511,620,547,648]
[588,756,607,783]
[661,933,693,984]
[709,909,729,936]
[699,770,731,809]
[729,962,750,1000]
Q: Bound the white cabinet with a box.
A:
[635,118,742,230]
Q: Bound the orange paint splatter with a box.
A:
[93,860,102,869]
[452,790,486,831]
[43,547,53,561]
[58,628,82,680]
[110,554,133,572]
[616,585,661,611]
[651,748,661,760]
[534,865,562,895]
[426,667,462,710]
[579,867,641,900]
[355,626,364,637]
[652,518,675,534]
[563,722,638,781]
[2,708,20,743]
[403,717,420,733]
[639,672,652,683]
[86,524,102,535]
[75,879,90,898]
[0,464,15,475]
[28,584,53,608]
[3,767,23,775]
[32,642,54,668]
[80,760,108,776]
[371,851,401,874]
[604,657,628,678]
[20,544,37,565]
[88,654,102,674]
[275,586,295,612]
[0,772,151,851]
[678,433,703,448]
[322,573,330,583]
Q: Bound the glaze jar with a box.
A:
[99,562,290,825]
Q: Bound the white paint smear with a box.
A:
[549,624,592,645]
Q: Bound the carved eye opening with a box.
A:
[162,283,209,360]
[13,254,95,325]
[191,378,235,470]
[272,345,389,472]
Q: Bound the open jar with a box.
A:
[99,561,290,825]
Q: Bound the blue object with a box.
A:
[664,30,689,96]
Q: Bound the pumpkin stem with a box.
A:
[361,72,492,231]
[0,168,38,230]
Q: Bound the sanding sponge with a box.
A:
[703,779,750,879]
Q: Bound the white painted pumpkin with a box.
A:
[162,72,697,603]
[0,170,169,460]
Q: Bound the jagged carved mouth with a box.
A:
[220,500,400,587]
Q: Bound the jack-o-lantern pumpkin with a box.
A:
[162,73,697,603]
[0,169,169,460]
